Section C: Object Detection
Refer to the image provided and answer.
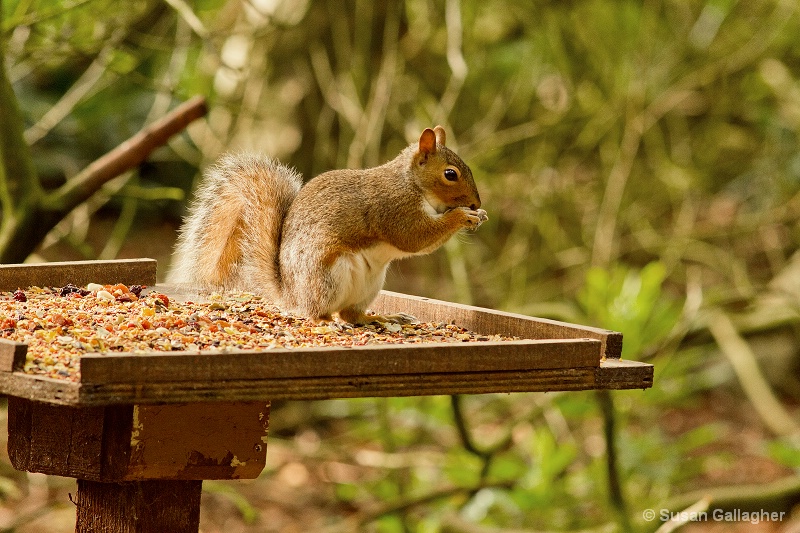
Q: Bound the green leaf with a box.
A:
[767,439,800,469]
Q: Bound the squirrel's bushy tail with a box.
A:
[166,153,302,300]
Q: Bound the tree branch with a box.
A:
[650,475,800,531]
[654,497,711,533]
[24,41,118,145]
[0,0,41,215]
[707,311,800,437]
[450,395,513,481]
[0,94,207,263]
[43,95,207,214]
[597,389,633,533]
[358,480,514,528]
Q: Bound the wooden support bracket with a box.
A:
[7,397,270,481]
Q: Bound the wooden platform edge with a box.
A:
[0,372,80,405]
[78,338,603,385]
[0,360,652,404]
[0,359,652,406]
[372,291,623,358]
[0,339,27,372]
[595,359,653,390]
[0,259,157,292]
[73,359,652,405]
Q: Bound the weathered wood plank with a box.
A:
[79,339,603,385]
[7,397,270,481]
[7,397,107,479]
[76,359,653,405]
[372,291,623,358]
[0,359,651,406]
[0,351,651,407]
[6,396,32,471]
[0,372,80,405]
[595,358,653,389]
[100,404,136,481]
[0,339,26,372]
[125,402,270,480]
[75,479,202,533]
[0,258,157,291]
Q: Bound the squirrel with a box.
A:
[166,126,488,324]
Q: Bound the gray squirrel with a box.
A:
[167,126,487,324]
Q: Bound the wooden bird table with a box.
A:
[0,259,652,532]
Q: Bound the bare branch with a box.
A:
[708,311,800,437]
[24,43,117,145]
[346,3,400,168]
[657,475,800,522]
[655,497,711,533]
[43,95,208,214]
[164,0,209,40]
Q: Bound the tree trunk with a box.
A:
[0,0,44,263]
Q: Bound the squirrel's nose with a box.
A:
[471,195,481,210]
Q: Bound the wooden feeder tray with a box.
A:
[0,259,652,533]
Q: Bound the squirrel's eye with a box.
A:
[444,168,458,181]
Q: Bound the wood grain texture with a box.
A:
[7,396,107,478]
[0,358,651,406]
[595,358,654,389]
[79,339,602,385]
[372,291,623,358]
[75,479,201,533]
[5,396,32,472]
[0,372,80,405]
[7,397,270,480]
[0,339,26,372]
[76,359,653,405]
[0,258,157,291]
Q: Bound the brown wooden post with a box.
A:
[75,480,202,533]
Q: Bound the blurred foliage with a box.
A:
[2,0,800,532]
[579,262,682,359]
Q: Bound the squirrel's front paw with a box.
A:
[459,207,488,229]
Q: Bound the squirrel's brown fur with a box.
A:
[167,126,487,324]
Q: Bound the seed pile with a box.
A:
[0,284,512,382]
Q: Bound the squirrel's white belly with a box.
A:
[329,242,410,311]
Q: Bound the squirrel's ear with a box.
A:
[418,128,437,155]
[433,125,446,146]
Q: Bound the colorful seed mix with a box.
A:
[0,284,512,382]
